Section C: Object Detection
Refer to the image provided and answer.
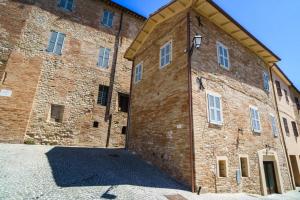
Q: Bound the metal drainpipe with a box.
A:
[187,11,196,193]
[105,12,124,121]
[269,65,296,190]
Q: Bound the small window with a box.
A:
[217,42,230,69]
[102,10,114,27]
[218,159,228,177]
[240,157,249,177]
[270,114,278,137]
[134,63,143,83]
[275,80,282,96]
[207,93,222,125]
[250,107,261,133]
[47,31,65,55]
[97,47,111,68]
[97,85,109,106]
[50,104,64,123]
[295,97,300,110]
[291,121,299,137]
[284,89,289,103]
[118,93,129,113]
[263,72,270,93]
[160,41,172,68]
[93,121,99,128]
[121,126,127,135]
[282,117,289,136]
[58,0,73,11]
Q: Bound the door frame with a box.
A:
[263,161,279,194]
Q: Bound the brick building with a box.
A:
[271,65,300,187]
[125,0,294,195]
[0,0,144,147]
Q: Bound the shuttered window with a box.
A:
[292,121,299,137]
[283,117,289,136]
[160,41,172,68]
[58,0,73,11]
[217,42,230,69]
[97,85,109,106]
[275,80,282,96]
[250,107,261,133]
[134,63,143,83]
[207,94,222,125]
[295,97,300,110]
[263,72,270,92]
[269,114,278,137]
[97,47,111,68]
[284,89,289,103]
[102,10,114,27]
[47,31,65,55]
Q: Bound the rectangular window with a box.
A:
[118,93,129,113]
[50,104,64,123]
[97,85,109,106]
[295,97,300,110]
[284,89,289,103]
[240,157,249,177]
[283,117,289,136]
[217,42,230,69]
[270,114,278,137]
[160,41,172,68]
[275,80,282,96]
[97,47,111,68]
[207,93,222,125]
[93,121,99,128]
[218,159,227,177]
[263,72,270,92]
[134,63,143,83]
[250,107,261,133]
[292,121,299,137]
[102,10,114,27]
[47,31,65,55]
[58,0,73,11]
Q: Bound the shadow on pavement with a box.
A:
[46,147,186,191]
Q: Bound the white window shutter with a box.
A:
[104,48,110,68]
[98,47,105,67]
[55,33,65,55]
[47,31,58,52]
[108,12,114,27]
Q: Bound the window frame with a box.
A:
[49,104,64,123]
[47,31,65,55]
[269,113,278,137]
[216,41,230,70]
[275,80,282,96]
[58,0,74,12]
[282,117,290,136]
[239,155,250,178]
[159,40,172,69]
[97,85,109,106]
[97,47,111,68]
[291,121,299,137]
[101,9,114,27]
[207,92,223,125]
[284,89,289,103]
[118,93,129,113]
[249,106,262,133]
[263,71,270,93]
[217,156,228,178]
[134,62,143,84]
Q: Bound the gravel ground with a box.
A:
[0,144,299,200]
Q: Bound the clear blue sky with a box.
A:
[113,0,300,90]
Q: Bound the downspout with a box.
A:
[187,11,196,193]
[125,60,135,150]
[105,12,124,121]
[269,65,296,190]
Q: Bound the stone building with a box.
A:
[0,0,145,147]
[125,0,294,195]
[271,65,300,187]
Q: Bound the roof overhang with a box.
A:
[124,0,281,65]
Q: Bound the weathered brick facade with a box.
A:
[0,0,144,147]
[125,0,294,195]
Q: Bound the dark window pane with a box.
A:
[50,104,64,123]
[283,118,289,136]
[93,121,99,128]
[121,126,127,135]
[118,93,129,112]
[275,80,282,96]
[295,97,300,110]
[292,122,299,137]
[97,85,109,106]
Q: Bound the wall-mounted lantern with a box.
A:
[193,34,203,49]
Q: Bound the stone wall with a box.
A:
[128,11,193,187]
[190,10,292,194]
[0,0,144,146]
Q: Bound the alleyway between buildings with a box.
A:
[0,144,299,200]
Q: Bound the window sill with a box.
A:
[160,62,171,69]
[218,64,230,71]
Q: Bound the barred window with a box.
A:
[97,85,109,106]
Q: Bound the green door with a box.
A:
[263,161,278,194]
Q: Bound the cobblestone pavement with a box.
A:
[0,144,299,200]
